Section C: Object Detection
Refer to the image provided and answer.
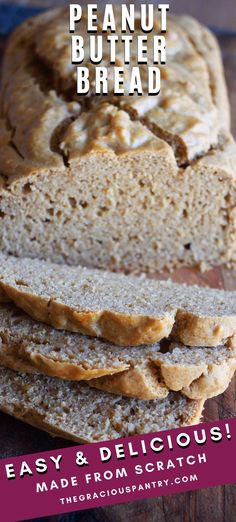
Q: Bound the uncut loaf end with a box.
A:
[0,8,235,272]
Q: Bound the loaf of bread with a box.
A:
[1,254,236,347]
[0,367,204,442]
[0,302,235,400]
[0,7,235,272]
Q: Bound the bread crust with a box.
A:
[0,344,129,379]
[182,361,236,400]
[0,283,175,345]
[0,330,235,401]
[91,363,168,400]
[175,15,230,131]
[173,311,236,348]
[1,299,234,401]
[156,353,236,400]
[2,279,236,349]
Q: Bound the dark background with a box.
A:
[2,0,236,29]
[0,1,236,521]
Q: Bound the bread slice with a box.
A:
[151,343,236,400]
[0,303,235,400]
[1,254,236,347]
[0,8,235,274]
[0,303,168,399]
[0,367,204,442]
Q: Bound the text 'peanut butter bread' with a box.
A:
[1,303,235,400]
[0,367,204,442]
[0,254,236,347]
[0,7,235,272]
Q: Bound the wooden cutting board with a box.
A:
[0,28,235,522]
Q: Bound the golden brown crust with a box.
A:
[176,15,230,131]
[0,332,235,401]
[91,363,168,400]
[0,349,37,375]
[0,348,165,400]
[155,353,236,400]
[182,361,236,400]
[28,352,124,380]
[0,283,175,346]
[173,311,236,348]
[0,9,231,175]
[1,296,235,401]
[0,345,128,381]
[2,279,236,349]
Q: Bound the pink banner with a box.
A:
[0,418,235,521]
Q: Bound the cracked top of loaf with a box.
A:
[0,6,231,178]
[60,103,174,157]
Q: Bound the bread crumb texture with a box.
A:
[0,366,204,442]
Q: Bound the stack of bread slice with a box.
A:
[0,254,235,443]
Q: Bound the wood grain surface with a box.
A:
[0,2,236,521]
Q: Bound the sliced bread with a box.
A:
[151,343,236,400]
[0,254,236,347]
[0,304,235,400]
[0,303,167,399]
[0,367,204,442]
